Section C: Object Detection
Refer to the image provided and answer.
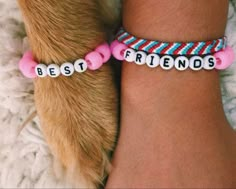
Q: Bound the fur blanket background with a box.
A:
[0,0,235,188]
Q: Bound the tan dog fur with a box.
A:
[17,0,119,187]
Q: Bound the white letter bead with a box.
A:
[146,54,160,68]
[35,64,47,77]
[203,55,216,70]
[74,59,88,73]
[189,56,203,71]
[160,55,174,70]
[124,48,136,62]
[47,64,60,78]
[60,62,75,76]
[174,56,189,71]
[134,51,147,65]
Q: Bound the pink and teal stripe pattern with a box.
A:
[116,28,227,55]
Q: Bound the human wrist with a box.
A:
[121,0,229,96]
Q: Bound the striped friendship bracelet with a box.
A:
[116,28,227,56]
[111,28,235,71]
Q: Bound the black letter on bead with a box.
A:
[136,53,142,63]
[49,68,56,76]
[79,63,84,71]
[36,68,43,76]
[149,56,154,66]
[193,59,202,68]
[208,57,215,68]
[163,58,170,68]
[64,66,71,75]
[177,60,186,69]
[125,50,131,59]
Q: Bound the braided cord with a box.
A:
[116,28,227,55]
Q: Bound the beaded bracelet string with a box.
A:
[19,43,111,78]
[111,28,235,71]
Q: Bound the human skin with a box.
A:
[106,0,236,188]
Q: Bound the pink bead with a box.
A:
[85,51,103,70]
[110,40,128,61]
[110,40,120,52]
[18,51,37,78]
[214,46,235,70]
[95,43,111,63]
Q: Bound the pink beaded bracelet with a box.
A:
[19,43,111,78]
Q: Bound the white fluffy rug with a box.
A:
[0,0,235,188]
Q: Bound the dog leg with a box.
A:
[18,0,119,187]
